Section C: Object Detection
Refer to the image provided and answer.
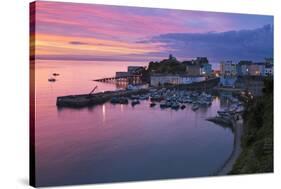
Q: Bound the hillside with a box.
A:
[230,77,273,174]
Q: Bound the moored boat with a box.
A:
[110,97,128,104]
[192,104,199,111]
[150,102,156,107]
[139,95,149,100]
[171,102,180,110]
[160,103,168,109]
[131,99,140,106]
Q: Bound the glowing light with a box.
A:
[102,104,106,123]
[35,33,167,58]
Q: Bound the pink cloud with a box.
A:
[34,1,228,41]
[32,1,273,62]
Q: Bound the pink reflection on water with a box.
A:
[34,60,234,186]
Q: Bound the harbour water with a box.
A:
[35,60,234,186]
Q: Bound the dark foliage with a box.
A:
[230,78,273,174]
[147,56,187,74]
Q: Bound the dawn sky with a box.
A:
[32,1,273,63]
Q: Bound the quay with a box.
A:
[56,78,220,108]
[56,89,149,108]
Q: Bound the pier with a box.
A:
[94,75,142,84]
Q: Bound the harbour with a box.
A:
[35,60,235,186]
[48,54,258,184]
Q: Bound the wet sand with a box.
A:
[216,116,244,175]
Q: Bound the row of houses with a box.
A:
[220,59,273,77]
[219,58,273,90]
[115,56,213,87]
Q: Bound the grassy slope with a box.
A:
[230,78,273,174]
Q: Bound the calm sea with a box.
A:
[34,60,233,186]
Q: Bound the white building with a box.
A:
[220,60,238,87]
[220,61,237,76]
[150,75,180,86]
[150,74,205,87]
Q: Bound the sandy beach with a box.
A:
[215,116,244,175]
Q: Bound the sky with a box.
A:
[31,1,273,64]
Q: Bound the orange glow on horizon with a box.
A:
[35,33,168,57]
